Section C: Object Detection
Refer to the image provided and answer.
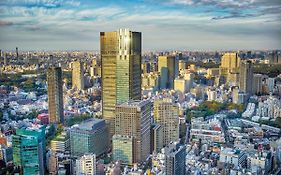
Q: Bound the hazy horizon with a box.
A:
[0,0,281,51]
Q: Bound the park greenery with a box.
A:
[186,101,245,122]
[65,114,93,127]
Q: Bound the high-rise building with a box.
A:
[114,100,151,163]
[154,98,179,146]
[178,60,186,71]
[16,47,19,59]
[76,154,97,175]
[47,67,64,124]
[164,142,186,175]
[4,53,8,66]
[269,51,280,64]
[100,28,141,136]
[219,53,240,83]
[266,77,275,93]
[12,126,46,175]
[158,56,177,89]
[72,61,84,90]
[239,60,253,95]
[70,118,108,157]
[150,123,164,153]
[174,78,186,93]
[253,74,263,95]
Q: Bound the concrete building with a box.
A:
[266,77,275,93]
[190,117,225,143]
[72,61,84,90]
[174,78,187,93]
[239,60,253,95]
[257,96,281,119]
[76,154,97,175]
[154,98,179,146]
[47,67,64,124]
[253,74,263,95]
[219,53,240,83]
[158,56,178,89]
[164,142,186,175]
[247,151,273,174]
[70,119,108,157]
[151,123,164,153]
[207,89,217,101]
[101,28,141,137]
[114,100,151,163]
[50,132,70,154]
[219,147,247,169]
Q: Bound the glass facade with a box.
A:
[12,127,46,175]
[100,29,141,137]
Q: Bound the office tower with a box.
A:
[269,51,280,64]
[184,73,194,92]
[219,53,240,82]
[151,123,164,153]
[164,142,186,175]
[47,67,64,124]
[154,98,179,146]
[178,60,186,71]
[0,49,2,58]
[114,100,151,163]
[3,53,8,66]
[239,60,253,95]
[100,28,141,136]
[76,154,97,175]
[174,78,187,93]
[158,56,177,89]
[142,62,150,74]
[72,61,84,90]
[70,118,108,157]
[253,74,263,95]
[12,127,46,175]
[266,77,275,93]
[112,135,134,165]
[16,47,18,59]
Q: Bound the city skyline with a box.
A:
[0,0,281,51]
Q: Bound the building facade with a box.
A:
[100,29,141,137]
[114,100,151,163]
[154,98,179,146]
[47,67,64,124]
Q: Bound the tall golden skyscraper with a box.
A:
[100,29,141,136]
[72,61,84,90]
[47,67,64,124]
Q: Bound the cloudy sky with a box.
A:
[0,0,280,51]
